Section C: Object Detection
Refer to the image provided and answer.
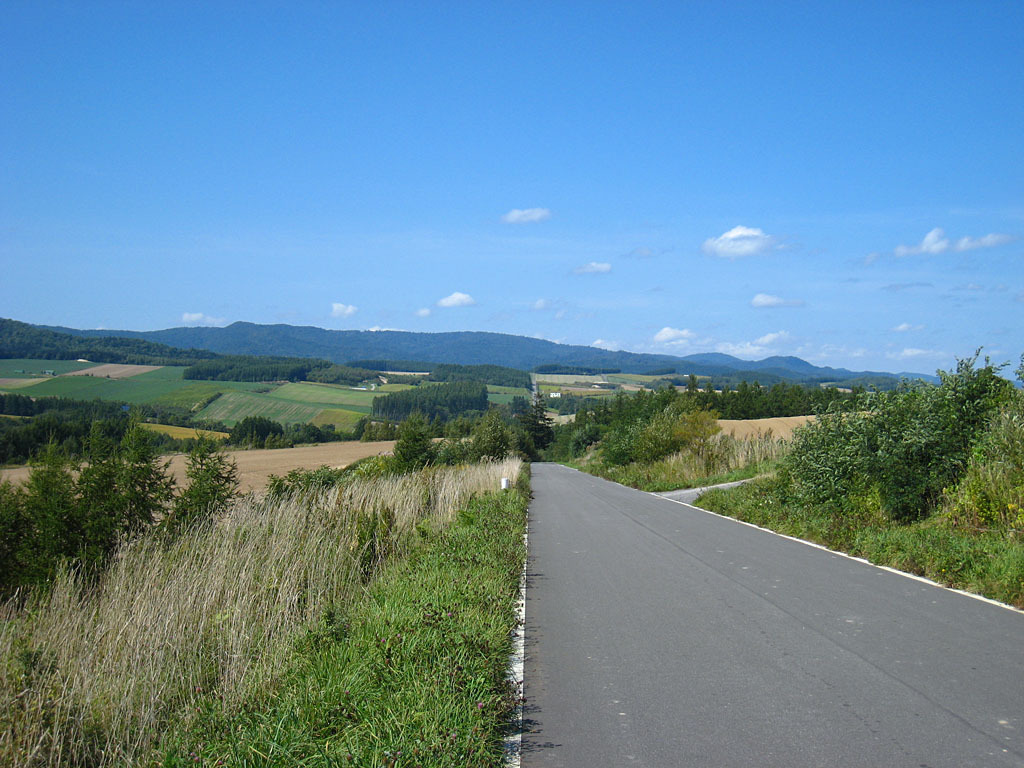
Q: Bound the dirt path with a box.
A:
[0,440,396,493]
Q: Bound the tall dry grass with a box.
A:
[0,457,521,767]
[592,433,789,491]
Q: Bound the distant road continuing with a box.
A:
[522,463,1024,767]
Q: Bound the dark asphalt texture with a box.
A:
[522,463,1024,767]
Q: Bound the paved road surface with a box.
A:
[522,463,1024,767]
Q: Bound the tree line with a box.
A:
[371,381,490,423]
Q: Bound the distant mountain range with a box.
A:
[32,320,938,388]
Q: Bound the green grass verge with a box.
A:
[699,478,1024,609]
[161,475,529,767]
[578,460,773,492]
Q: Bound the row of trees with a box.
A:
[0,422,238,593]
[371,381,490,423]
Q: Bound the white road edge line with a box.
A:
[504,525,528,767]
[657,492,1024,616]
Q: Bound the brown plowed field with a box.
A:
[718,415,814,440]
[0,440,396,494]
[65,364,164,378]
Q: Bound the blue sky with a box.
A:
[2,1,1021,373]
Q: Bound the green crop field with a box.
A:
[196,391,328,426]
[487,385,532,395]
[267,382,385,410]
[15,366,264,409]
[0,359,97,378]
[311,408,365,430]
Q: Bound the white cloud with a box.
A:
[501,207,551,224]
[415,307,432,317]
[751,293,803,308]
[181,312,226,326]
[653,326,696,344]
[892,322,924,332]
[592,338,620,350]
[716,331,788,358]
[895,227,950,257]
[755,331,789,345]
[532,298,551,311]
[574,261,612,274]
[954,233,1012,251]
[887,348,943,360]
[330,302,358,318]
[702,226,774,259]
[437,291,476,308]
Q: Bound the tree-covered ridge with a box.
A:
[0,318,211,365]
[428,363,531,389]
[41,320,934,387]
[371,381,490,423]
[183,356,333,382]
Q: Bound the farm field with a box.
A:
[64,363,163,378]
[267,381,388,410]
[139,423,230,440]
[0,359,97,377]
[311,408,365,430]
[196,391,326,426]
[0,378,47,389]
[11,366,265,409]
[486,384,531,405]
[532,373,609,386]
[0,440,397,493]
[717,415,814,441]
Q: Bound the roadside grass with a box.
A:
[575,434,788,492]
[0,458,524,767]
[163,469,529,767]
[698,478,1024,609]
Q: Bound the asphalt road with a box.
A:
[522,463,1024,767]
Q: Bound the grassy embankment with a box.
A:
[0,458,527,767]
[572,432,788,492]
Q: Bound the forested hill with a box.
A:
[0,318,212,365]
[29,319,935,386]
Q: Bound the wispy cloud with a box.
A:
[703,226,775,259]
[437,291,476,308]
[181,312,226,326]
[623,246,655,259]
[887,347,943,360]
[892,322,924,332]
[751,293,804,308]
[882,282,933,292]
[330,302,357,318]
[415,307,432,317]
[895,227,1012,256]
[955,233,1012,251]
[591,338,620,350]
[653,326,696,345]
[501,207,551,224]
[574,261,611,274]
[531,298,553,311]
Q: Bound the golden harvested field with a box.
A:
[718,415,815,440]
[139,423,230,440]
[0,440,396,494]
[0,378,46,389]
[65,363,164,379]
